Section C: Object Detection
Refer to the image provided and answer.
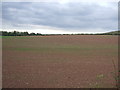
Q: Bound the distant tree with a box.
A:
[23,32,29,36]
[36,33,42,36]
[13,31,17,36]
[30,32,36,36]
[2,31,8,36]
[7,31,11,36]
[2,31,31,36]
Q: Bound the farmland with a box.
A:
[2,35,118,88]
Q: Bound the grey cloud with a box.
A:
[2,2,118,32]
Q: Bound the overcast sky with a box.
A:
[1,1,118,34]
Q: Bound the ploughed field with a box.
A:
[2,35,118,88]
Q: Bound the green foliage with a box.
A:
[102,31,120,35]
[1,31,41,36]
[1,30,120,36]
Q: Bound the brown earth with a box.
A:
[2,35,118,88]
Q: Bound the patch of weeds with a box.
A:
[111,59,119,88]
[96,74,105,80]
[89,74,105,88]
[93,82,101,88]
[89,82,101,88]
[110,71,119,88]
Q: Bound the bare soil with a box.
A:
[2,35,118,88]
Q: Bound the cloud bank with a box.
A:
[2,2,118,34]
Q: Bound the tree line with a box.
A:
[1,31,42,36]
[0,31,120,36]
